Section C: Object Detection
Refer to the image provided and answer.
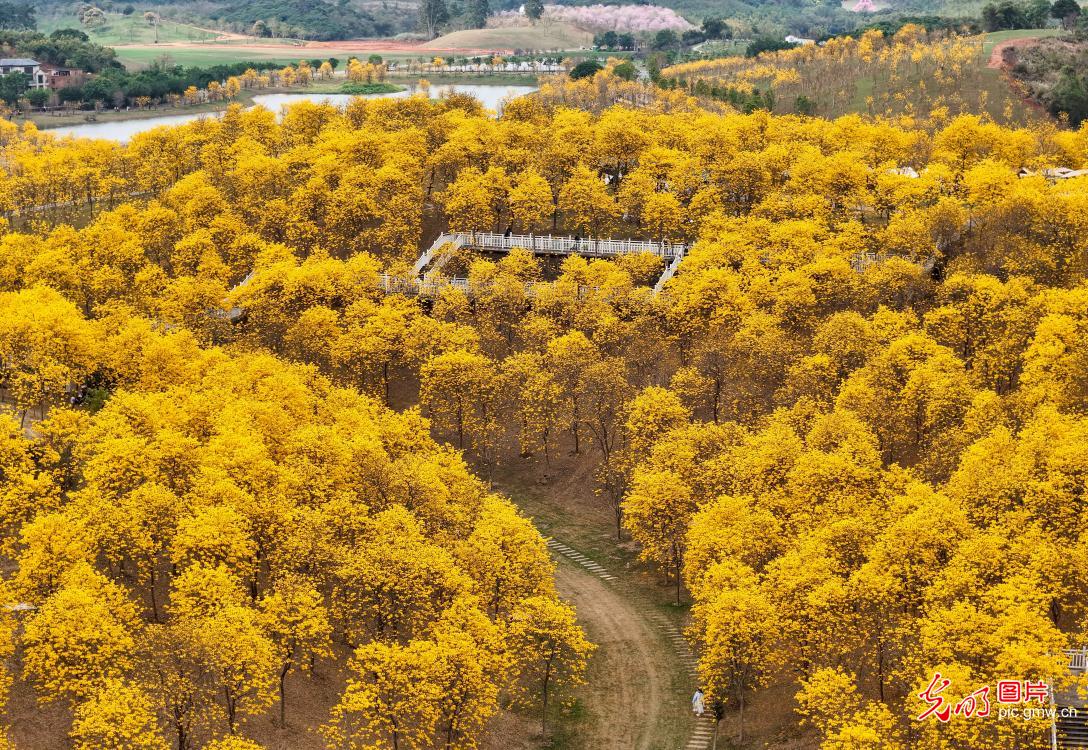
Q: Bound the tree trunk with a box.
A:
[279,662,290,727]
[712,378,721,423]
[541,663,552,737]
[738,693,745,745]
[877,640,885,702]
[149,563,160,622]
[226,687,237,734]
[675,546,683,605]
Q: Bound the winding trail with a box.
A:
[987,36,1043,68]
[546,538,718,750]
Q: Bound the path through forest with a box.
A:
[547,538,717,750]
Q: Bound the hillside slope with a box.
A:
[34,0,411,41]
[422,23,593,51]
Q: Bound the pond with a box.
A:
[39,83,538,142]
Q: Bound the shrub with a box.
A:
[569,60,603,79]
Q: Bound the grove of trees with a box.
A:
[662,25,1036,124]
[0,69,1087,747]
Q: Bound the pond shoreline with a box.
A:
[26,82,539,141]
[18,75,538,132]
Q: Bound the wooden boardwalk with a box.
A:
[384,232,938,299]
[1057,649,1088,748]
[393,232,929,298]
[399,231,689,298]
[448,231,686,259]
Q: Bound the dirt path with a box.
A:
[555,563,669,749]
[112,38,504,55]
[988,36,1046,68]
[183,24,251,42]
[546,539,716,750]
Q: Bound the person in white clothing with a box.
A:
[692,688,705,717]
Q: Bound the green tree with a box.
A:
[419,0,449,38]
[0,2,35,30]
[26,88,48,108]
[1052,0,1081,27]
[652,29,679,51]
[613,61,636,81]
[569,60,603,80]
[702,16,730,39]
[0,71,28,105]
[746,35,793,57]
[467,0,489,29]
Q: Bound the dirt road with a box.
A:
[555,562,673,749]
[987,34,1057,69]
[113,38,506,56]
[546,541,718,750]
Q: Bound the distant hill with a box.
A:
[32,0,414,42]
[215,0,399,39]
[422,23,593,51]
[28,0,981,46]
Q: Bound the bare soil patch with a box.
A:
[551,561,674,749]
[988,35,1050,68]
[112,38,512,57]
[422,24,592,52]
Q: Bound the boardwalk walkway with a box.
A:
[224,230,928,311]
[386,232,927,299]
[393,231,689,298]
[447,231,686,260]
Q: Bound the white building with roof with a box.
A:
[0,59,47,89]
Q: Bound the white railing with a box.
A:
[851,252,883,272]
[455,232,686,259]
[654,249,685,293]
[378,274,601,299]
[413,234,463,274]
[401,234,928,301]
[1066,649,1088,671]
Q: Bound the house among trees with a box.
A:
[39,64,88,93]
[0,58,46,89]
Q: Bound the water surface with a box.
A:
[41,84,538,142]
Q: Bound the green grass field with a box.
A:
[111,43,566,71]
[38,13,220,46]
[982,27,1065,56]
[111,46,316,69]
